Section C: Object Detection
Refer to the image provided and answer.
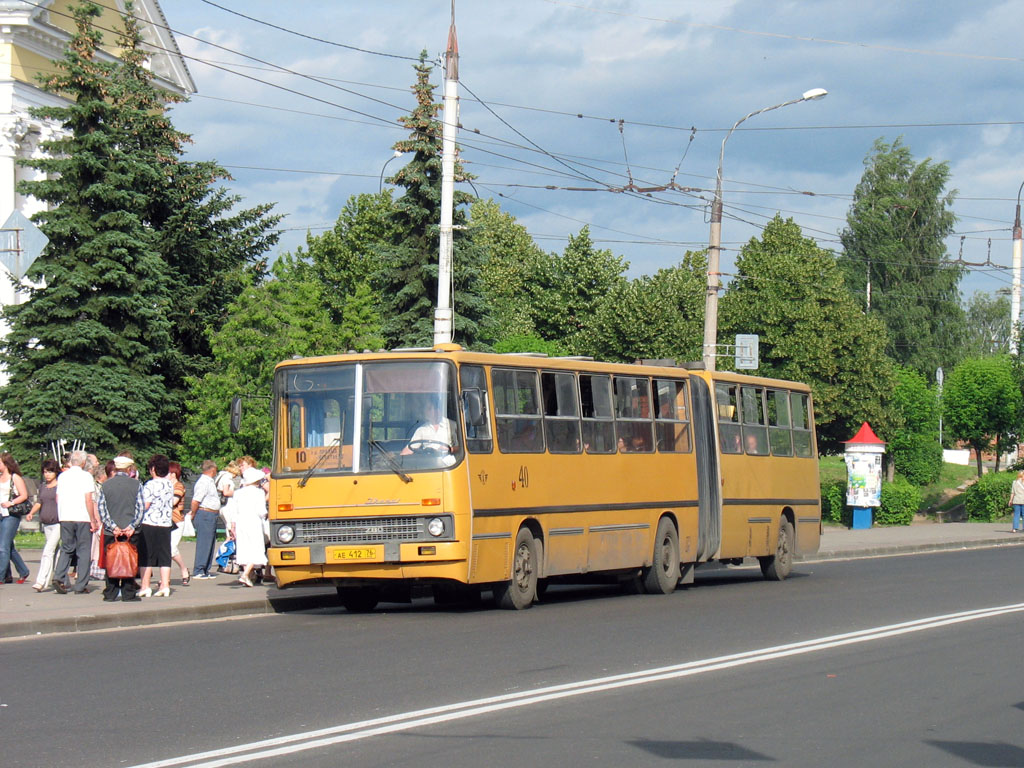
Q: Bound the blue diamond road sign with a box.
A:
[0,209,48,279]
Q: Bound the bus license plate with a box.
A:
[330,546,380,561]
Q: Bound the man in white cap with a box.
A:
[96,454,145,601]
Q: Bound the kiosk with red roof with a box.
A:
[844,422,886,529]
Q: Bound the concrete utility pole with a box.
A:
[1012,180,1023,355]
[433,1,458,347]
[702,88,827,370]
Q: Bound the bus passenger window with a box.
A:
[580,374,615,454]
[741,386,769,455]
[767,389,793,456]
[493,368,544,453]
[460,365,493,453]
[614,376,653,452]
[654,379,691,453]
[542,371,581,454]
[791,392,815,458]
[715,382,742,454]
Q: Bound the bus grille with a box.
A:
[295,517,422,544]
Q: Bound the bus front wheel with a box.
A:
[337,586,380,613]
[642,517,680,594]
[494,528,538,610]
[759,517,794,581]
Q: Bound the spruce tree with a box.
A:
[0,1,172,457]
[113,3,281,430]
[378,51,489,348]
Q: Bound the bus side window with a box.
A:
[716,382,742,454]
[654,379,691,453]
[460,365,493,453]
[614,376,653,453]
[792,392,815,457]
[767,389,793,456]
[741,386,769,455]
[494,368,544,453]
[542,371,581,454]
[580,374,615,454]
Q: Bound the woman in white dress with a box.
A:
[232,467,268,587]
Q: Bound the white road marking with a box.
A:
[127,602,1024,768]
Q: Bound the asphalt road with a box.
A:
[4,548,1024,768]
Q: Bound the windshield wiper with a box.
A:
[298,437,342,487]
[369,439,413,484]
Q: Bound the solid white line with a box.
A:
[126,602,1024,768]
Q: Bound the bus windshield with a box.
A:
[274,360,462,477]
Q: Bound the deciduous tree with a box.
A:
[838,138,965,378]
[943,355,1021,477]
[720,215,896,452]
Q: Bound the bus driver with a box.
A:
[401,400,457,457]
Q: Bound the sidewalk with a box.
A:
[3,523,1023,639]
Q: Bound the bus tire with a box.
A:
[642,517,680,595]
[494,527,538,610]
[337,586,379,613]
[760,517,794,581]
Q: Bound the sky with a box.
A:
[159,0,1024,301]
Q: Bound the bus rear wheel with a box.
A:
[337,586,379,613]
[642,517,680,594]
[759,517,794,581]
[494,527,538,610]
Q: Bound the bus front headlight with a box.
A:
[277,525,295,544]
[427,517,445,537]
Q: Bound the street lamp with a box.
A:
[702,88,828,370]
[379,150,404,194]
[1011,179,1024,355]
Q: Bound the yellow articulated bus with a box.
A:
[265,344,820,612]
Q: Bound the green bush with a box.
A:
[820,478,846,525]
[964,471,1015,522]
[891,437,942,486]
[875,477,920,526]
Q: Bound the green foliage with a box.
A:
[472,198,548,341]
[181,256,382,466]
[582,255,705,363]
[820,478,847,525]
[964,291,1010,357]
[0,2,172,458]
[943,355,1022,476]
[719,215,897,452]
[1,2,279,459]
[837,138,965,377]
[300,191,394,326]
[493,335,569,356]
[963,471,1015,522]
[887,367,942,485]
[531,227,628,354]
[876,477,920,526]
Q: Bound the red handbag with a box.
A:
[105,536,138,579]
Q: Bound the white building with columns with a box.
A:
[0,1,193,426]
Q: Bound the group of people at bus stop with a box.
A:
[0,449,270,601]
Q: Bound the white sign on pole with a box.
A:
[0,210,48,279]
[735,333,759,369]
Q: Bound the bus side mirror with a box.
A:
[463,390,485,427]
[230,396,243,434]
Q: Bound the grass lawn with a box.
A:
[13,531,198,550]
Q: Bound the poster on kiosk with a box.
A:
[844,422,886,529]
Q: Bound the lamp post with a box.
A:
[378,150,403,194]
[1012,180,1024,355]
[702,88,828,370]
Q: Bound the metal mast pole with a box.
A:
[1012,180,1023,355]
[433,2,458,346]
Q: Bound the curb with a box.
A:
[797,537,1024,562]
[0,590,341,640]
